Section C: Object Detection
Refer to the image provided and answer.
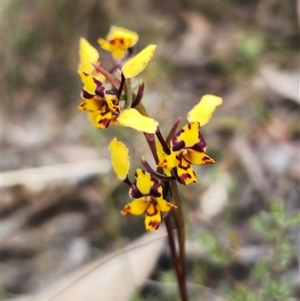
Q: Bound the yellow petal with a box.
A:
[93,71,106,84]
[98,27,139,60]
[78,71,97,96]
[97,38,112,52]
[78,98,102,111]
[87,111,100,128]
[108,138,130,180]
[96,103,115,129]
[121,198,149,215]
[105,94,119,112]
[155,136,172,176]
[117,108,158,134]
[122,45,157,78]
[78,38,99,74]
[155,136,166,163]
[157,151,177,170]
[86,105,113,129]
[156,197,177,212]
[187,94,222,126]
[106,26,139,48]
[145,203,161,231]
[133,169,155,196]
[171,122,200,151]
[176,157,197,185]
[185,149,215,165]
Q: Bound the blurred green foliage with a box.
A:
[223,201,299,301]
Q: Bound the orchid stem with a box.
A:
[124,78,132,109]
[171,180,188,301]
[138,103,189,301]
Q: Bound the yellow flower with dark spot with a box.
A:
[78,71,159,133]
[98,26,139,60]
[158,122,214,185]
[121,169,177,231]
[78,71,119,129]
[157,95,222,185]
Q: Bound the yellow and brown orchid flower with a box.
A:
[157,95,223,185]
[158,122,215,185]
[109,138,176,231]
[98,26,139,60]
[78,71,119,129]
[121,169,177,231]
[78,39,159,134]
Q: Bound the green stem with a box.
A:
[124,78,132,109]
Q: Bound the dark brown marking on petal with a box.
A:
[152,199,158,206]
[93,78,105,98]
[148,220,160,230]
[146,203,159,217]
[176,157,197,185]
[202,156,215,164]
[98,118,111,128]
[179,172,196,185]
[190,134,207,152]
[172,140,185,152]
[97,104,112,127]
[149,177,162,198]
[129,184,143,199]
[82,89,94,99]
[121,205,131,214]
[171,128,186,152]
[79,102,86,110]
[177,157,190,171]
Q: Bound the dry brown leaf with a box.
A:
[5,227,166,301]
[2,160,110,191]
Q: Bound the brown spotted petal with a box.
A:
[96,103,115,129]
[171,122,201,152]
[94,78,106,98]
[145,202,161,231]
[190,133,207,152]
[129,169,162,199]
[184,149,215,165]
[176,156,197,185]
[81,89,95,100]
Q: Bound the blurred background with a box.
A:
[2,0,300,300]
